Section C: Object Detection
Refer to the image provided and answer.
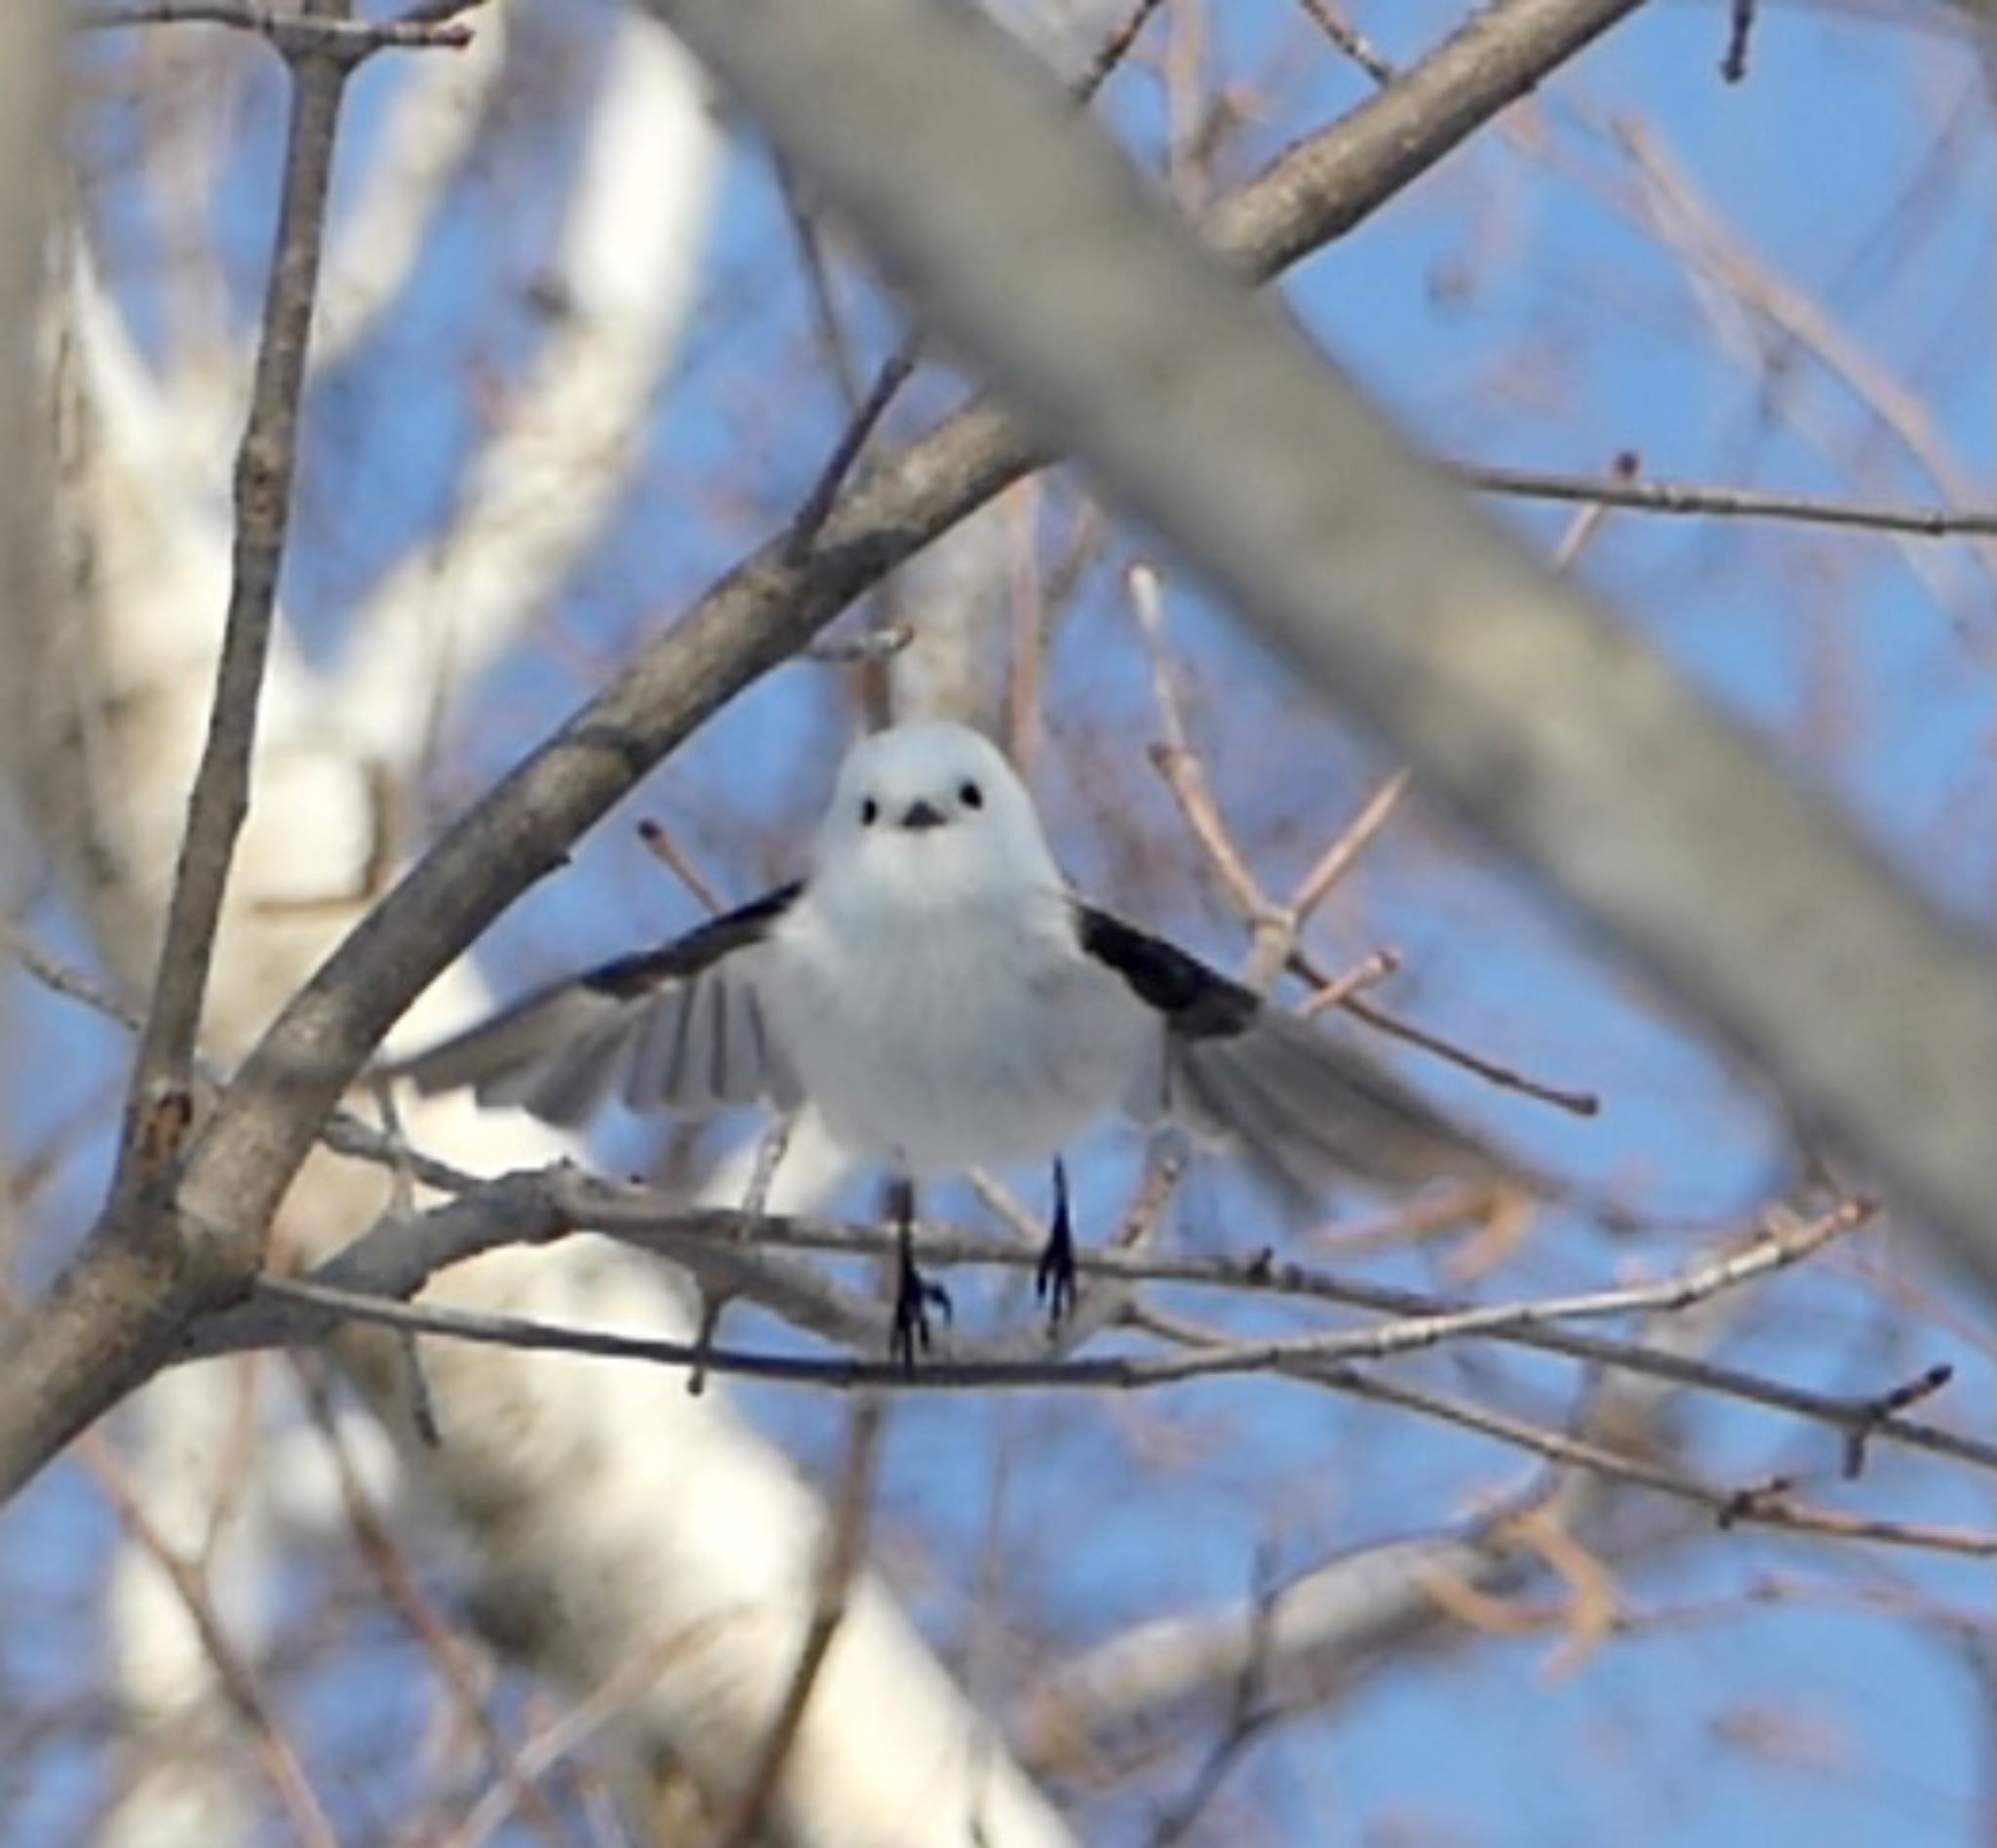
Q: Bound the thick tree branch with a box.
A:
[635,0,1996,1284]
[0,0,1730,1502]
[179,0,1654,1303]
[3,11,423,1504]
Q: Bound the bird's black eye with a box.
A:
[959,780,983,809]
[860,798,880,827]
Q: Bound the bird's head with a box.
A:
[813,721,1061,914]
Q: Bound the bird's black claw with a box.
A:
[1037,1159,1077,1326]
[891,1261,952,1373]
[1035,1231,1077,1325]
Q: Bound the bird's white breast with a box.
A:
[760,887,1152,1178]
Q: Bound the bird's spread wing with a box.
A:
[1075,905,1508,1202]
[389,884,805,1125]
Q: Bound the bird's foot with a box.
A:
[891,1255,952,1373]
[1036,1160,1077,1326]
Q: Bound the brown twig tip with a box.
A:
[1074,0,1169,103]
[634,816,726,914]
[1339,995,1601,1118]
[1839,1362,1955,1481]
[1716,1474,1793,1531]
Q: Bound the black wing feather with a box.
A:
[1076,902,1509,1200]
[1074,907,1258,1038]
[579,882,803,998]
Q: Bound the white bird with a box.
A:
[396,722,1513,1364]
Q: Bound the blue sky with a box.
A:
[6,1,1993,1841]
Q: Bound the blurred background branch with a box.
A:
[0,0,1989,1842]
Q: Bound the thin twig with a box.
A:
[77,1433,341,1848]
[1148,1550,1281,1844]
[634,818,728,915]
[1459,458,1997,542]
[1292,0,1395,85]
[1616,117,1997,583]
[782,338,924,557]
[1721,0,1756,82]
[1,920,139,1028]
[1131,570,1589,1111]
[194,1179,1990,1475]
[1147,740,1265,922]
[1278,975,1574,1157]
[4,917,485,1199]
[1298,946,1399,1017]
[1287,771,1409,923]
[1337,993,1601,1117]
[1547,455,1626,572]
[242,1274,1997,1557]
[1076,0,1171,102]
[450,1630,722,1847]
[109,11,358,1225]
[292,1362,576,1847]
[1130,1305,1997,1561]
[710,1396,885,1845]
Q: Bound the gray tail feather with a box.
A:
[1176,1007,1510,1204]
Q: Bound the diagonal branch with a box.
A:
[0,0,1697,1505]
[331,12,722,759]
[113,23,350,1214]
[0,10,445,1505]
[634,0,1997,1285]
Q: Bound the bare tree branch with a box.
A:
[174,1170,1992,1478]
[710,1396,886,1846]
[1028,1294,1729,1767]
[1458,457,1997,541]
[214,1270,1997,1558]
[82,1428,341,1848]
[634,0,1997,1287]
[8,2,1988,1831]
[1,0,1642,1509]
[115,17,349,1187]
[0,8,378,1510]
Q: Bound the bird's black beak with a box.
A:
[900,799,948,832]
